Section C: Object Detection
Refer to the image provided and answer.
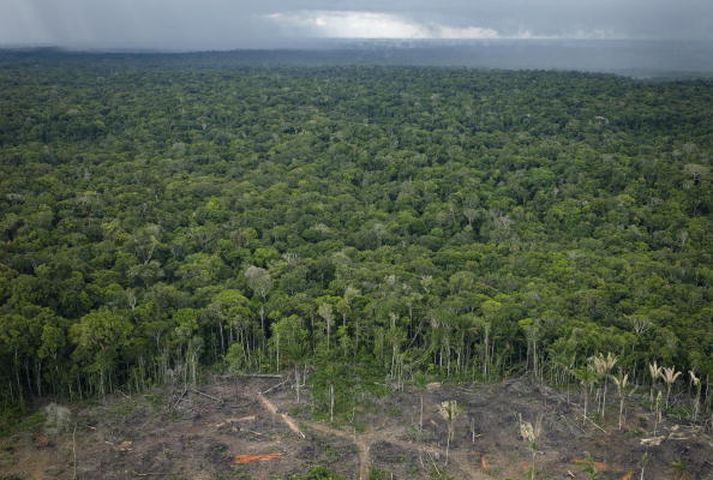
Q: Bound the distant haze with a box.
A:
[2,0,713,50]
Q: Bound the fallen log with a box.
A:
[191,388,223,403]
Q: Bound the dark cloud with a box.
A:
[2,0,712,49]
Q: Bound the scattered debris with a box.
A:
[33,431,50,448]
[3,377,711,480]
[262,379,289,395]
[231,453,282,465]
[640,436,665,447]
[118,440,134,452]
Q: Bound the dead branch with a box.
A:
[261,379,289,395]
[191,388,223,403]
[576,411,608,434]
[426,451,441,476]
[172,387,188,410]
[228,400,258,410]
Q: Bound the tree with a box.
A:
[438,400,462,465]
[591,352,618,420]
[173,308,201,385]
[70,308,133,397]
[611,371,635,430]
[661,366,682,408]
[519,318,541,381]
[689,370,702,421]
[206,289,251,356]
[573,364,597,424]
[519,413,543,480]
[271,315,308,402]
[245,265,273,342]
[414,371,428,434]
[317,302,335,353]
[648,361,662,410]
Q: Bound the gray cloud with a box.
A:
[1,0,712,49]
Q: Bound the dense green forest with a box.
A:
[1,53,712,422]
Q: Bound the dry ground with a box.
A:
[1,376,712,479]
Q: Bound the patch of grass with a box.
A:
[671,457,691,480]
[0,406,46,437]
[142,391,166,411]
[108,399,139,417]
[427,467,454,480]
[321,443,341,463]
[579,455,600,480]
[486,466,505,477]
[368,468,392,480]
[288,466,346,479]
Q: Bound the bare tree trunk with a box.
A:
[582,386,589,425]
[445,430,450,466]
[329,383,335,423]
[531,448,536,480]
[618,397,625,430]
[72,423,78,480]
[217,320,225,354]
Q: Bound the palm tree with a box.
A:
[438,400,462,465]
[519,413,543,480]
[689,370,702,421]
[573,364,597,424]
[653,391,663,435]
[592,352,618,419]
[648,361,662,410]
[661,366,682,408]
[317,302,334,352]
[414,371,428,434]
[611,371,635,430]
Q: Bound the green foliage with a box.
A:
[579,455,600,480]
[0,407,45,437]
[309,357,388,422]
[0,53,711,411]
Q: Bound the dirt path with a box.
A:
[255,389,486,479]
[301,420,371,480]
[257,392,305,439]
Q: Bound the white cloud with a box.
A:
[263,10,626,41]
[435,26,499,39]
[265,11,500,39]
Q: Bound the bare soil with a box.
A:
[1,376,712,479]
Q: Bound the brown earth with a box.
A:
[1,376,712,479]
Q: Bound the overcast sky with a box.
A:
[2,0,713,50]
